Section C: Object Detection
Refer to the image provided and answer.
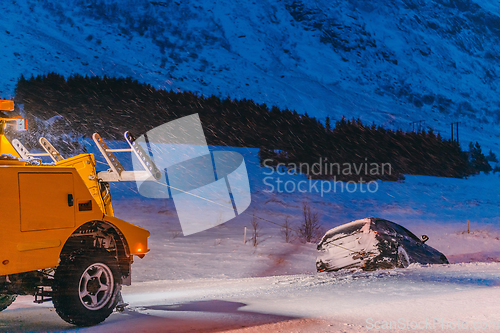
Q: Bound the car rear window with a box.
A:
[321,221,366,243]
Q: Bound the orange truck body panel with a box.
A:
[0,135,21,158]
[0,100,14,111]
[0,137,150,276]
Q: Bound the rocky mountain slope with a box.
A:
[1,0,500,149]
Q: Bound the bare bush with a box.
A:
[298,202,322,243]
[251,214,261,247]
[281,216,293,243]
[170,230,182,239]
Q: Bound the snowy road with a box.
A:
[3,263,500,332]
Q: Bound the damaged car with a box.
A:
[316,217,448,272]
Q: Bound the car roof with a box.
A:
[319,217,421,244]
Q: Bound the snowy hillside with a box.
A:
[75,142,500,282]
[1,0,500,151]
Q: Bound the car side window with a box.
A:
[374,219,398,237]
[388,222,421,242]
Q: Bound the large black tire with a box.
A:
[52,249,121,326]
[0,294,16,311]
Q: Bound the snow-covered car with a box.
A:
[316,217,448,272]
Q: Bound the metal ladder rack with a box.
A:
[12,137,64,163]
[93,132,161,182]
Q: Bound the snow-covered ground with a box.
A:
[2,145,500,332]
[107,145,500,282]
[5,264,500,332]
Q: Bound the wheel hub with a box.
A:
[87,277,100,294]
[79,263,114,310]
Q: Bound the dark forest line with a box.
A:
[13,73,491,181]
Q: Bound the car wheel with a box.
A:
[52,249,121,326]
[0,294,16,311]
[397,246,410,268]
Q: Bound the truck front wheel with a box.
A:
[52,249,121,326]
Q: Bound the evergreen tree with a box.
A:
[325,116,331,132]
[486,149,498,163]
[469,142,492,174]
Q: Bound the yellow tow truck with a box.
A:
[0,99,151,326]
